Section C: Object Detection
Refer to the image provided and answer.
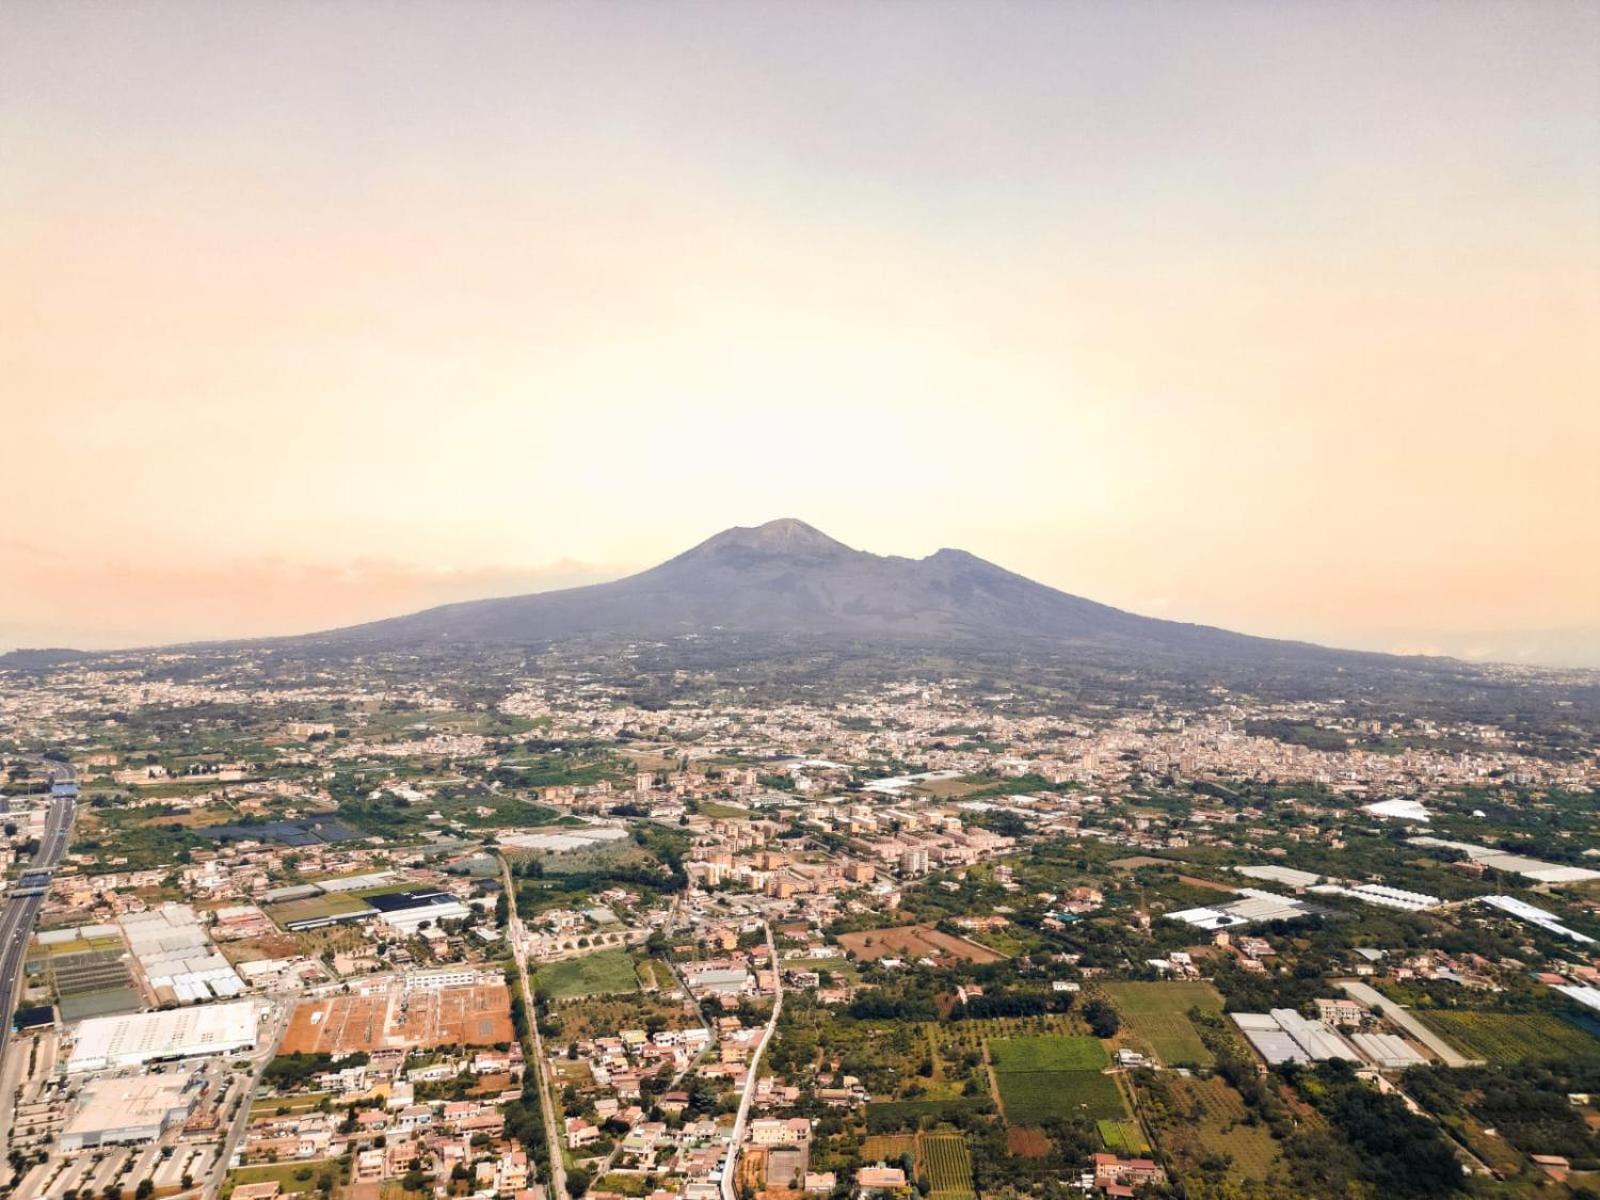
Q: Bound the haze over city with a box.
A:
[3,0,1597,665]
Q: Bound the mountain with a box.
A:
[312,518,1374,666]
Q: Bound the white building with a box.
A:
[65,1000,259,1074]
[61,1072,198,1149]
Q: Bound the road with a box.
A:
[721,923,782,1200]
[500,854,568,1200]
[202,997,292,1200]
[0,767,78,1075]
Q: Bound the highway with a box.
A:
[0,758,79,1080]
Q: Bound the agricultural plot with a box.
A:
[931,1013,1079,1059]
[1418,1011,1600,1064]
[989,1034,1107,1071]
[1005,1127,1050,1157]
[995,1069,1125,1124]
[921,1134,974,1200]
[47,949,142,1021]
[1100,980,1222,1067]
[860,1135,916,1162]
[533,948,639,999]
[836,924,1005,964]
[1097,1119,1150,1154]
[1144,1076,1279,1184]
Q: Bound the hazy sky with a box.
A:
[3,1,1597,665]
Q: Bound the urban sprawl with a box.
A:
[3,652,1600,1200]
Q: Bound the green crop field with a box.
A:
[1142,1075,1279,1183]
[1419,1011,1600,1064]
[1097,1119,1150,1154]
[996,1069,1125,1124]
[989,1033,1108,1072]
[534,948,640,999]
[1100,981,1223,1066]
[921,1134,975,1200]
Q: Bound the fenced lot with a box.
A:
[1100,980,1222,1066]
[989,1034,1107,1071]
[1418,1011,1600,1064]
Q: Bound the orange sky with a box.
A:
[2,2,1597,664]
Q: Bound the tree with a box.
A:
[1084,998,1120,1038]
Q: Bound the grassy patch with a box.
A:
[1138,1075,1279,1183]
[996,1070,1124,1124]
[989,1034,1107,1072]
[534,949,639,999]
[224,1160,339,1196]
[1097,1119,1150,1154]
[1100,980,1222,1067]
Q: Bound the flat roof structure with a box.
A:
[66,999,259,1074]
[61,1071,198,1149]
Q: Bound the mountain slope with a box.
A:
[313,518,1371,665]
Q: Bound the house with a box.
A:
[566,1117,600,1149]
[1092,1154,1166,1193]
[857,1167,907,1192]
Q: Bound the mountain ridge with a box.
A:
[303,518,1384,667]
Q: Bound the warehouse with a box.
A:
[61,1071,199,1149]
[368,888,474,935]
[65,999,259,1074]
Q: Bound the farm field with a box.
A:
[1417,1011,1600,1063]
[930,1014,1080,1059]
[44,947,142,1021]
[1004,1127,1049,1157]
[921,1134,974,1200]
[534,948,640,998]
[836,924,1005,964]
[1143,1075,1280,1184]
[551,993,697,1041]
[859,1135,916,1162]
[995,1069,1125,1124]
[1100,981,1222,1067]
[1097,1119,1150,1154]
[990,1034,1107,1072]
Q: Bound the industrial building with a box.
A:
[65,999,259,1074]
[368,888,475,935]
[120,904,245,1003]
[60,1071,199,1149]
[1231,1009,1360,1065]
